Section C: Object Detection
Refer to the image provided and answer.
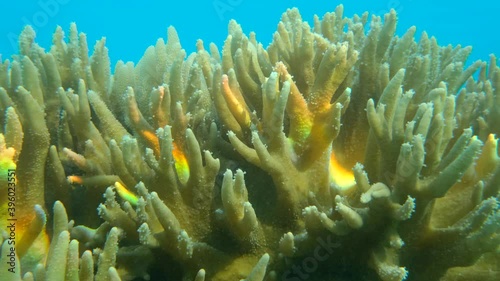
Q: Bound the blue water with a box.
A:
[0,0,499,67]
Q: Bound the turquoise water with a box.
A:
[1,0,499,65]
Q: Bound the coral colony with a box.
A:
[0,5,499,281]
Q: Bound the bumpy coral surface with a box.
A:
[0,5,499,281]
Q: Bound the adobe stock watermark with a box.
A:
[371,0,414,17]
[213,0,243,21]
[6,0,70,52]
[281,235,341,281]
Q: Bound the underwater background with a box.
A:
[0,1,500,281]
[1,0,499,65]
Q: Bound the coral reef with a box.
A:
[0,5,499,281]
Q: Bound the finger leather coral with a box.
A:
[0,5,499,281]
